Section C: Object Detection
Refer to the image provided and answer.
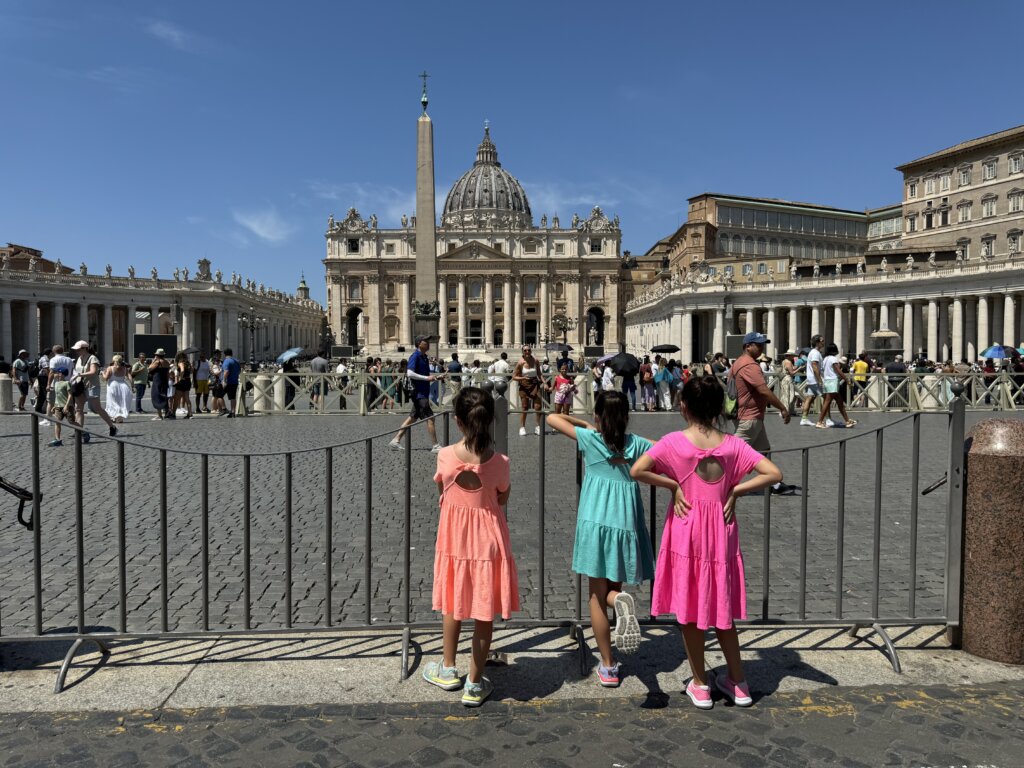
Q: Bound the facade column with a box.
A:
[513,278,523,347]
[438,276,448,345]
[927,298,939,362]
[457,276,468,347]
[0,299,11,361]
[399,277,412,347]
[681,310,693,362]
[788,307,799,353]
[539,278,549,346]
[52,302,65,349]
[952,298,964,363]
[1003,294,1016,347]
[856,304,867,353]
[504,275,514,348]
[713,308,725,353]
[977,296,989,358]
[833,305,846,354]
[965,298,977,361]
[903,300,915,359]
[766,308,777,355]
[484,279,494,347]
[26,300,38,355]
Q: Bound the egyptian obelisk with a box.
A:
[413,72,440,340]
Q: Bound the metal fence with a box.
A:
[0,387,967,692]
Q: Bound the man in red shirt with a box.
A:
[730,332,793,493]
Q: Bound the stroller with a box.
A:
[0,475,38,530]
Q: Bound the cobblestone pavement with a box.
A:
[0,680,1021,767]
[1,408,1019,636]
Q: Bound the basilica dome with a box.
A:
[442,126,532,229]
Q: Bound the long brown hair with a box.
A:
[454,386,494,455]
[594,390,629,453]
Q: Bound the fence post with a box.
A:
[487,380,509,456]
[945,381,966,645]
[359,376,367,416]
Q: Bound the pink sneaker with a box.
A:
[714,671,753,706]
[685,679,713,709]
[596,662,621,688]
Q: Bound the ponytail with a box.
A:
[594,390,629,453]
[454,386,495,455]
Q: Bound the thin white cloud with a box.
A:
[306,181,415,227]
[145,20,191,51]
[522,180,620,220]
[232,207,294,243]
[80,65,150,94]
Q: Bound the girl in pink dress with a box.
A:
[423,387,520,707]
[631,375,781,710]
[550,362,578,414]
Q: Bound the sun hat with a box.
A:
[71,340,89,350]
[155,348,166,357]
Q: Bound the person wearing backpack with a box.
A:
[728,332,792,495]
[639,356,656,412]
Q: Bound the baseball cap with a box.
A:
[414,335,431,345]
[71,340,89,350]
[742,332,770,345]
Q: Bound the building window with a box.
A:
[907,215,917,232]
[940,209,950,226]
[742,263,752,276]
[385,282,395,299]
[448,283,457,301]
[814,242,825,260]
[981,237,995,257]
[731,235,742,253]
[493,242,503,253]
[708,266,717,276]
[744,236,755,254]
[525,279,538,299]
[724,265,734,277]
[348,280,361,300]
[469,280,482,300]
[523,240,538,254]
[958,203,972,223]
[983,197,997,217]
[347,238,359,254]
[1011,155,1023,174]
[983,160,997,180]
[554,243,564,254]
[768,238,779,256]
[758,262,767,274]
[494,283,503,300]
[959,168,971,186]
[777,260,786,273]
[925,177,936,195]
[940,172,951,192]
[756,237,767,255]
[1009,231,1021,253]
[718,234,729,254]
[907,182,918,199]
[385,243,395,255]
[588,279,603,300]
[1010,192,1023,213]
[590,238,602,253]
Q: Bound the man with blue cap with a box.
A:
[728,331,793,494]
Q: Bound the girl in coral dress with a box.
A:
[423,387,519,707]
[631,375,781,710]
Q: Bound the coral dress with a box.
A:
[572,428,655,584]
[432,446,520,622]
[646,432,763,630]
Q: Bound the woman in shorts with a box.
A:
[512,345,544,436]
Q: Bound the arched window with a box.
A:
[731,235,742,253]
[555,282,564,299]
[525,279,538,299]
[757,237,767,255]
[385,282,395,299]
[718,234,729,254]
[769,238,779,256]
[348,280,362,300]
[825,243,835,259]
[744,236,755,255]
[815,242,825,260]
[469,280,482,300]
[781,239,790,256]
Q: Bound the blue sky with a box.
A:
[3,1,1022,304]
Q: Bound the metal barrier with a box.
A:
[0,386,967,692]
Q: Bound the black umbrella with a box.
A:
[181,346,200,355]
[606,352,641,377]
[651,344,680,353]
[545,342,573,352]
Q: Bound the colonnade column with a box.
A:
[513,278,523,347]
[903,300,915,359]
[856,304,867,353]
[504,275,513,347]
[965,299,977,361]
[766,308,777,355]
[681,310,693,363]
[399,277,412,347]
[744,310,755,335]
[52,302,65,349]
[713,308,725,354]
[810,306,821,338]
[788,307,799,353]
[0,299,11,361]
[1003,294,1016,347]
[927,299,939,362]
[484,279,494,347]
[952,298,964,363]
[438,276,448,344]
[456,277,467,347]
[833,305,846,354]
[938,299,950,360]
[977,296,989,358]
[26,300,38,355]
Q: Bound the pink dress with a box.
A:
[432,446,520,621]
[646,432,763,630]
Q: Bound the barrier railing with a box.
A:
[0,385,967,691]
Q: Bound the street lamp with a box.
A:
[237,306,267,372]
[550,313,579,345]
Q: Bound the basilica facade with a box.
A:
[323,127,627,355]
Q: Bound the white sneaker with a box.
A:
[825,419,836,427]
[388,439,403,451]
[431,444,443,453]
[800,418,814,427]
[519,427,527,436]
[39,420,51,427]
[534,426,541,436]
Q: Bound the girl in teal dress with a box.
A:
[548,391,655,687]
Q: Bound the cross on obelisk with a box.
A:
[414,72,440,339]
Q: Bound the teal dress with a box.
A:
[572,427,656,584]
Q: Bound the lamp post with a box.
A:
[550,313,579,346]
[237,306,267,372]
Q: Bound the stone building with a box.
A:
[0,250,324,363]
[324,125,627,354]
[625,124,1024,363]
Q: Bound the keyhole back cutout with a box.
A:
[695,456,724,483]
[454,470,483,491]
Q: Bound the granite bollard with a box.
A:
[962,419,1024,664]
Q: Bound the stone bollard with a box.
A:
[0,373,12,412]
[254,373,273,413]
[273,376,286,413]
[962,419,1024,664]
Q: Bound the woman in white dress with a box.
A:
[102,354,133,423]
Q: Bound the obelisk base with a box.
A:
[414,313,440,343]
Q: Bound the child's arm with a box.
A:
[546,412,595,440]
[723,457,783,522]
[497,484,511,506]
[631,454,691,518]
